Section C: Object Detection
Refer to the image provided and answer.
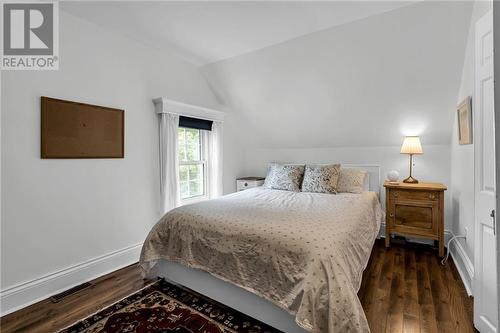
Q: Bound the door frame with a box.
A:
[494,1,500,326]
[474,9,497,332]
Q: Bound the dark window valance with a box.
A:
[179,116,213,131]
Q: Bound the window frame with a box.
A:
[178,126,209,205]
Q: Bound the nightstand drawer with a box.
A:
[236,178,265,191]
[391,189,439,201]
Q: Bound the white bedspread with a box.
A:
[140,187,383,333]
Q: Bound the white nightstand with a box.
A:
[236,177,265,191]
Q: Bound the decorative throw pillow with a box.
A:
[301,164,341,194]
[263,163,305,192]
[337,168,367,193]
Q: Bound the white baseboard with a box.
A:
[0,242,143,316]
[447,234,474,296]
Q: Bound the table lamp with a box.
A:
[400,136,423,183]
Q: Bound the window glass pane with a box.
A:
[189,164,200,181]
[178,126,204,201]
[185,128,200,161]
[179,165,188,182]
[178,127,200,162]
[179,163,204,199]
[179,181,188,199]
[178,128,186,161]
[189,180,202,197]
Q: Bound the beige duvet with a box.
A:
[140,187,383,333]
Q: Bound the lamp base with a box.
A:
[403,175,419,184]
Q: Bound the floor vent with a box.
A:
[50,282,92,303]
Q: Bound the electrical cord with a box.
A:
[441,233,466,265]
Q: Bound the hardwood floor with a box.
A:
[359,239,476,333]
[1,239,475,333]
[0,266,155,333]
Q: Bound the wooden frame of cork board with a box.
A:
[41,96,124,158]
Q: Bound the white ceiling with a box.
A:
[61,1,417,66]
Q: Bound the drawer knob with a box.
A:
[393,192,399,197]
[244,182,248,187]
[389,213,394,218]
[429,194,436,200]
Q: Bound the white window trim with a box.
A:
[153,97,224,206]
[153,97,225,121]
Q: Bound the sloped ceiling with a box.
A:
[61,1,416,65]
[202,1,473,148]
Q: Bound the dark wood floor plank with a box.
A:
[427,254,454,332]
[359,242,385,319]
[415,248,439,333]
[403,313,420,333]
[0,264,154,333]
[369,245,395,333]
[1,240,475,333]
[386,246,405,333]
[403,249,419,319]
[440,257,476,333]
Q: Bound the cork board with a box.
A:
[41,97,124,158]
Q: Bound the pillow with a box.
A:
[263,163,305,191]
[301,164,341,194]
[337,168,367,193]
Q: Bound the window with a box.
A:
[178,127,207,202]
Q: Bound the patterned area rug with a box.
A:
[59,278,283,333]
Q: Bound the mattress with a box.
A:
[140,187,383,333]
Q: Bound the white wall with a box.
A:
[0,10,219,310]
[204,1,472,212]
[450,0,492,264]
[221,114,245,194]
[203,1,472,150]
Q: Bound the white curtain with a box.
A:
[207,121,224,198]
[159,113,180,214]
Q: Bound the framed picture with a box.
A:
[41,97,124,158]
[457,96,472,145]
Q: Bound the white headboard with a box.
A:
[341,164,381,196]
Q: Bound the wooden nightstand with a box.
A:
[384,181,447,256]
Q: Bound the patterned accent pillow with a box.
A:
[301,164,341,194]
[337,168,368,193]
[263,163,305,192]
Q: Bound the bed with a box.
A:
[140,165,383,333]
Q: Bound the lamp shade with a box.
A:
[400,136,423,154]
